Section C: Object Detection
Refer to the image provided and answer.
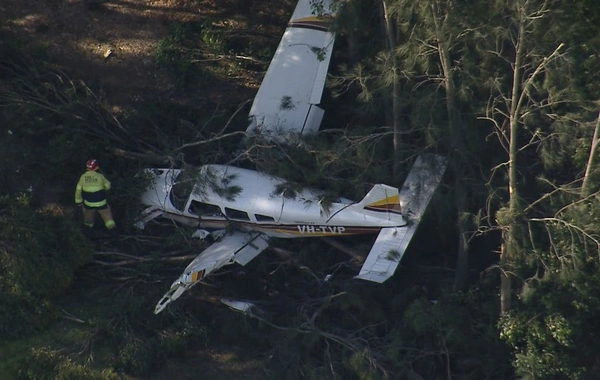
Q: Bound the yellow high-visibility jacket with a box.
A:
[75,170,111,208]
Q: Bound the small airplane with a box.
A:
[135,0,447,314]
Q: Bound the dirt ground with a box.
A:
[0,0,289,107]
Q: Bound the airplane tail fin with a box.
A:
[355,154,447,283]
[356,184,402,216]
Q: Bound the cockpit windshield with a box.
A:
[169,169,197,212]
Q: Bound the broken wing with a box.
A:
[154,231,269,314]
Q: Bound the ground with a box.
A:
[0,1,296,378]
[0,0,292,108]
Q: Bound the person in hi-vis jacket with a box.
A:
[75,159,116,230]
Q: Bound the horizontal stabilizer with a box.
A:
[221,298,257,314]
[355,227,410,283]
[398,154,447,220]
[355,154,447,283]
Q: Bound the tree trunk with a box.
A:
[381,0,403,180]
[430,2,470,289]
[500,3,527,315]
[500,242,512,313]
[581,111,600,197]
[453,193,470,290]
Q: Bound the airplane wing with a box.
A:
[154,231,269,314]
[355,154,447,283]
[247,0,336,141]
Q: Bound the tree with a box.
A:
[380,0,405,180]
[477,0,566,314]
[581,110,600,197]
[383,0,493,290]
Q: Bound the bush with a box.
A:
[0,193,94,298]
[116,327,208,377]
[17,347,120,380]
[0,293,56,341]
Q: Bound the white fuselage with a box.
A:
[140,164,405,238]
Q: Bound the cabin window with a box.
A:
[224,207,250,221]
[170,171,197,212]
[189,200,223,217]
[255,214,275,222]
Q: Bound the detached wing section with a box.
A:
[355,154,447,283]
[247,0,335,140]
[154,232,269,314]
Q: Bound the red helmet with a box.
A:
[86,159,99,171]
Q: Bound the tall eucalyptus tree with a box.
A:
[382,0,493,289]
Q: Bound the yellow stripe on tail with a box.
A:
[358,185,402,214]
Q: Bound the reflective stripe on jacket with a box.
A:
[75,170,111,207]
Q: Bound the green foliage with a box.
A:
[203,170,243,201]
[170,166,244,203]
[200,21,226,55]
[16,347,120,380]
[246,126,397,202]
[0,195,91,297]
[0,193,93,298]
[44,133,101,182]
[102,163,153,231]
[0,293,56,341]
[344,350,380,380]
[0,50,141,185]
[499,274,600,380]
[382,287,511,379]
[500,196,600,379]
[116,324,206,376]
[0,193,92,342]
[154,20,234,87]
[116,339,163,376]
[5,0,600,378]
[154,23,196,86]
[86,290,210,377]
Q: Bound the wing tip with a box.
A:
[354,272,390,283]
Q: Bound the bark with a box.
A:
[92,252,198,267]
[430,1,470,289]
[497,6,564,312]
[500,2,527,314]
[499,241,512,313]
[581,111,600,197]
[453,196,470,290]
[381,0,404,180]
